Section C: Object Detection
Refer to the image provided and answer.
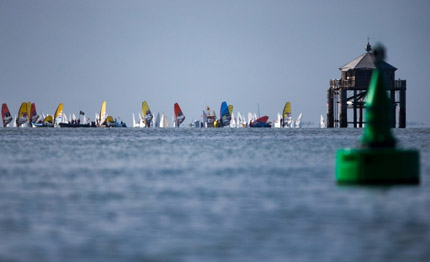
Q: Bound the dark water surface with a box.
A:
[0,128,429,262]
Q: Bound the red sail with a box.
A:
[174,103,185,127]
[2,103,12,127]
[31,103,37,119]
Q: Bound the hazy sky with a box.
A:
[1,0,429,126]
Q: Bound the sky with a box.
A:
[1,0,429,126]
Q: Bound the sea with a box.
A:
[0,128,429,262]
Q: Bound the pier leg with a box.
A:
[327,88,334,128]
[399,89,406,128]
[390,90,396,128]
[340,88,347,128]
[353,90,357,128]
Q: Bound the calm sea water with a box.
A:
[0,128,429,262]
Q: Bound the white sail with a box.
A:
[160,112,169,128]
[295,113,303,128]
[155,113,160,127]
[230,112,236,128]
[132,113,138,128]
[273,113,282,128]
[320,115,326,128]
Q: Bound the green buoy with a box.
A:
[336,44,420,185]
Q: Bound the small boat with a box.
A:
[250,116,271,128]
[174,103,185,127]
[203,106,216,128]
[2,103,13,127]
[59,122,91,128]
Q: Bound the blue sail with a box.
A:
[220,101,231,127]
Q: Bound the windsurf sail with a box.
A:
[16,102,29,127]
[155,112,160,127]
[30,103,39,124]
[160,112,168,128]
[295,112,303,128]
[229,112,236,128]
[174,103,185,127]
[228,105,233,116]
[142,101,153,127]
[2,103,12,127]
[220,101,231,127]
[282,102,293,128]
[320,115,326,128]
[54,103,64,125]
[99,101,107,124]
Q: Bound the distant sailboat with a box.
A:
[273,112,282,128]
[320,115,326,128]
[174,103,185,127]
[295,113,303,128]
[160,112,168,128]
[1,103,12,127]
[250,116,271,128]
[154,112,160,127]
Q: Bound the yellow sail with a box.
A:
[26,102,31,121]
[100,101,107,123]
[283,102,291,118]
[44,115,53,124]
[142,101,150,117]
[228,105,233,115]
[18,102,28,118]
[54,103,63,121]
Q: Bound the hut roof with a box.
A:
[340,52,397,72]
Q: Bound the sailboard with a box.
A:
[155,112,160,127]
[273,113,282,128]
[16,102,29,127]
[30,103,39,124]
[99,101,107,125]
[220,101,231,127]
[295,113,303,128]
[320,115,326,128]
[160,112,168,128]
[174,103,185,127]
[54,103,64,126]
[142,101,153,127]
[2,103,12,127]
[283,102,293,128]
